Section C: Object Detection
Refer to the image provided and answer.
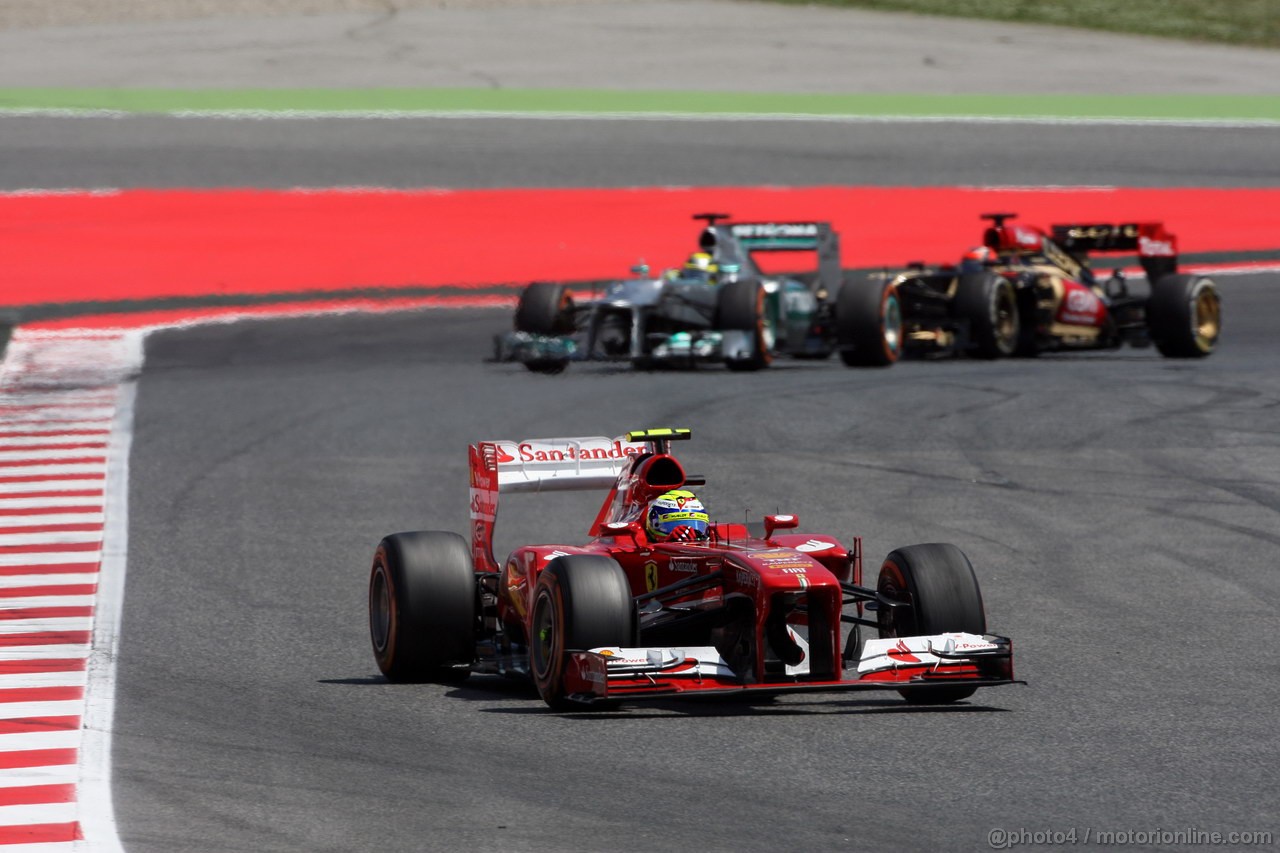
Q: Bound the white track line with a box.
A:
[0,554,101,568]
[0,424,111,435]
[0,463,105,476]
[0,533,102,547]
[0,449,108,462]
[0,671,87,687]
[0,765,80,787]
[76,338,137,853]
[0,648,91,660]
[0,730,83,752]
[1,106,1278,128]
[0,443,107,455]
[0,701,86,720]
[0,596,97,610]
[0,482,104,495]
[0,618,94,633]
[0,514,105,528]
[0,576,99,590]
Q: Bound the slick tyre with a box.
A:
[877,543,986,704]
[1147,273,1220,358]
[514,282,574,373]
[530,555,637,710]
[955,272,1019,358]
[716,279,773,371]
[369,531,476,684]
[515,282,574,335]
[836,276,902,367]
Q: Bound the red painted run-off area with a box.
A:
[3,187,1278,306]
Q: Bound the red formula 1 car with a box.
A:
[836,213,1222,364]
[368,428,1018,709]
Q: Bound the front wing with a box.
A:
[561,632,1018,703]
[493,329,761,366]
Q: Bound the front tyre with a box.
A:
[514,282,574,374]
[1148,273,1220,358]
[876,543,986,704]
[836,276,902,367]
[530,555,636,710]
[515,282,574,335]
[369,531,476,683]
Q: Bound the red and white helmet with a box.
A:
[962,245,996,265]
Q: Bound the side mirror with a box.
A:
[631,262,650,277]
[602,520,645,542]
[764,514,799,539]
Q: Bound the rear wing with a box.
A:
[696,215,842,296]
[983,213,1179,281]
[1051,221,1178,281]
[468,435,648,572]
[1050,222,1177,256]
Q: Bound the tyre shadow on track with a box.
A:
[459,682,1012,718]
[320,676,1013,717]
[473,702,1012,719]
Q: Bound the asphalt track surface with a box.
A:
[119,278,1280,853]
[4,115,1279,190]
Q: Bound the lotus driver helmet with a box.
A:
[959,245,996,272]
[645,490,710,541]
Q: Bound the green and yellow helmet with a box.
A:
[680,252,719,284]
[645,490,710,541]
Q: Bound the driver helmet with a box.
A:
[645,490,710,541]
[959,245,996,272]
[680,252,719,285]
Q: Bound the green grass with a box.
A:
[764,0,1280,49]
[2,89,1278,121]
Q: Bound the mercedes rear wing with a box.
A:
[694,214,842,296]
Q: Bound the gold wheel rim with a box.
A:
[1194,288,1220,348]
[994,286,1018,346]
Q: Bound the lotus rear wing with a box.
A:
[1051,221,1179,281]
[982,213,1179,281]
[468,435,648,572]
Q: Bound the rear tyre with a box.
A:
[716,279,773,371]
[876,543,986,704]
[1148,273,1220,358]
[369,531,476,684]
[955,272,1018,358]
[836,276,902,367]
[530,555,637,710]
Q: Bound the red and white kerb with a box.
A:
[0,329,137,852]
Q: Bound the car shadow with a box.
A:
[322,675,1015,717]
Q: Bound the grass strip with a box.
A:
[0,89,1278,122]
